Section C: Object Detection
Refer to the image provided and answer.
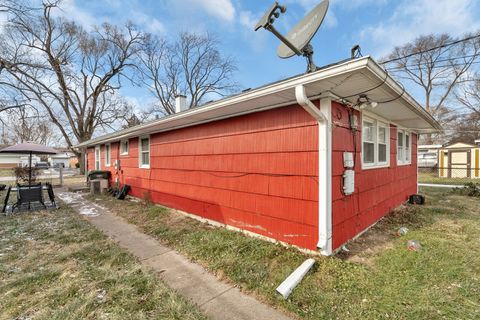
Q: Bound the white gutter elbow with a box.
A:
[295,85,327,122]
[295,85,332,256]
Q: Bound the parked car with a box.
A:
[53,163,65,168]
[35,161,50,169]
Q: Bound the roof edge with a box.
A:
[75,57,372,148]
[365,58,442,132]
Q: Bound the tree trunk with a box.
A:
[75,149,86,175]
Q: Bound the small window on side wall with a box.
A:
[105,143,111,166]
[95,146,100,170]
[120,140,129,155]
[139,136,150,168]
[397,129,411,165]
[362,115,390,169]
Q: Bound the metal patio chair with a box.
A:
[45,182,57,208]
[13,183,46,212]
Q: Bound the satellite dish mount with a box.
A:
[254,1,329,73]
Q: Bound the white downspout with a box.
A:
[295,85,332,256]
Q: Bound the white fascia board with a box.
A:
[76,58,372,148]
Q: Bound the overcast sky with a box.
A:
[53,0,480,108]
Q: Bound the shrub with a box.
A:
[452,182,480,197]
[14,166,40,184]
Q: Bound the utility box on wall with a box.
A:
[343,170,355,195]
[342,152,355,195]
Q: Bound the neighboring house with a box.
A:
[77,57,440,255]
[438,141,480,179]
[418,144,442,168]
[49,149,78,168]
[0,152,40,168]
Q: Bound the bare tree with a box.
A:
[451,75,480,142]
[0,1,146,171]
[382,32,480,143]
[456,76,480,116]
[0,107,56,145]
[140,32,238,115]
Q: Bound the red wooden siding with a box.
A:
[330,101,418,251]
[88,104,320,250]
[86,99,420,253]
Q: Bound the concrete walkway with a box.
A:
[58,192,292,320]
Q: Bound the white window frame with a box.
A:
[361,114,390,169]
[397,129,412,165]
[120,139,129,156]
[94,146,100,170]
[139,136,150,169]
[104,143,111,167]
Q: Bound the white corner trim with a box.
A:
[295,85,332,256]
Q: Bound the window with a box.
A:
[363,120,375,164]
[362,115,390,168]
[105,143,111,166]
[139,136,150,168]
[397,129,411,165]
[94,146,100,170]
[378,124,388,163]
[120,140,129,155]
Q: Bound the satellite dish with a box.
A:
[254,0,329,73]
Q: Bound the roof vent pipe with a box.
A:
[175,95,187,113]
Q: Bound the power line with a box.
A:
[386,59,480,73]
[381,34,480,65]
[385,53,480,71]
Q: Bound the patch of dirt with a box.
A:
[336,205,420,266]
[336,222,396,268]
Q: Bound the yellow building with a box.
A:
[438,141,480,179]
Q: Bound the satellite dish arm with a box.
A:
[266,26,303,56]
[254,2,303,56]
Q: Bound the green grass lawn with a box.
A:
[0,206,207,319]
[418,171,474,185]
[88,188,480,319]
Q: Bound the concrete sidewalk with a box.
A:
[58,192,292,320]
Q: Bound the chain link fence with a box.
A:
[418,166,480,185]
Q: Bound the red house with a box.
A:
[77,57,440,255]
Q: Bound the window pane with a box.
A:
[405,134,410,161]
[378,126,386,143]
[121,141,128,153]
[141,152,149,165]
[363,121,374,142]
[363,142,374,163]
[141,138,149,151]
[397,132,403,147]
[379,144,387,162]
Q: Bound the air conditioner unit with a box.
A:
[90,178,108,194]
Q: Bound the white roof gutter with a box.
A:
[295,85,332,256]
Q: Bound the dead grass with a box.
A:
[0,206,207,320]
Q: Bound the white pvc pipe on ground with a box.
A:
[276,258,316,299]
